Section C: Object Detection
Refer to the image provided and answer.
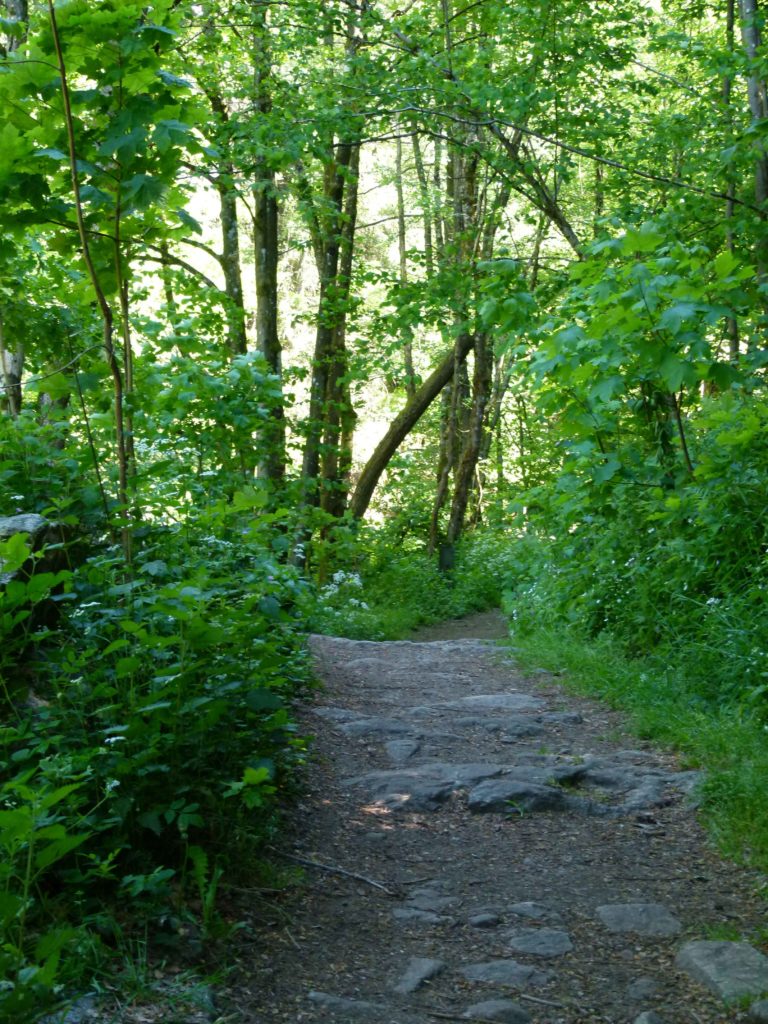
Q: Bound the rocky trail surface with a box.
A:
[224,612,768,1024]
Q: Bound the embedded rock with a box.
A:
[346,763,507,811]
[393,907,450,925]
[0,513,60,584]
[393,956,446,994]
[405,888,457,913]
[462,998,531,1022]
[469,912,502,928]
[467,779,568,814]
[308,991,386,1016]
[386,739,422,763]
[460,959,551,988]
[505,928,573,957]
[675,941,768,1001]
[508,902,563,924]
[427,693,545,713]
[341,716,417,738]
[596,903,681,938]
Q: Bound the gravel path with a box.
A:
[222,611,768,1024]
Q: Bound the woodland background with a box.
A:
[2,0,768,1017]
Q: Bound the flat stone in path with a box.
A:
[634,1013,666,1024]
[340,716,417,737]
[346,763,508,811]
[392,907,450,924]
[469,912,501,928]
[462,998,531,1022]
[509,901,563,924]
[750,999,768,1022]
[308,991,385,1016]
[467,778,568,814]
[386,739,421,762]
[596,903,682,937]
[455,715,545,737]
[405,888,457,913]
[460,959,552,988]
[505,928,573,957]
[393,956,446,994]
[675,940,768,1001]
[416,693,544,713]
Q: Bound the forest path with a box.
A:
[228,612,768,1024]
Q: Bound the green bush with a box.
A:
[0,498,310,1019]
[304,526,515,639]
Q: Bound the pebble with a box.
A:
[469,912,501,928]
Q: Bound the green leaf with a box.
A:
[713,250,739,279]
[621,224,664,254]
[245,689,284,712]
[35,833,90,870]
[593,456,621,484]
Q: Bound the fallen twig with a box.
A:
[424,1012,497,1023]
[517,993,568,1008]
[280,852,399,896]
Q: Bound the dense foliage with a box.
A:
[3,0,768,1016]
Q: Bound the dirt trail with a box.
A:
[225,611,768,1024]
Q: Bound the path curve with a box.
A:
[227,614,768,1024]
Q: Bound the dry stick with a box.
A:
[48,0,130,561]
[67,337,112,525]
[281,852,399,896]
[424,1012,498,1023]
[516,992,568,1008]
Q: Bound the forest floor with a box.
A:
[216,610,768,1024]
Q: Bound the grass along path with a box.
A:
[508,624,768,878]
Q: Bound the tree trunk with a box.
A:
[725,0,740,361]
[3,0,28,54]
[447,331,493,543]
[217,172,248,356]
[0,315,22,418]
[396,137,416,398]
[300,140,356,506]
[411,133,434,275]
[739,0,768,205]
[349,333,475,520]
[252,12,285,485]
[429,344,470,552]
[207,91,248,357]
[738,0,768,277]
[321,143,361,519]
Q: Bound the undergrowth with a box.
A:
[0,496,310,1021]
[303,527,513,638]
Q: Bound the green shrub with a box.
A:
[0,497,311,1019]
